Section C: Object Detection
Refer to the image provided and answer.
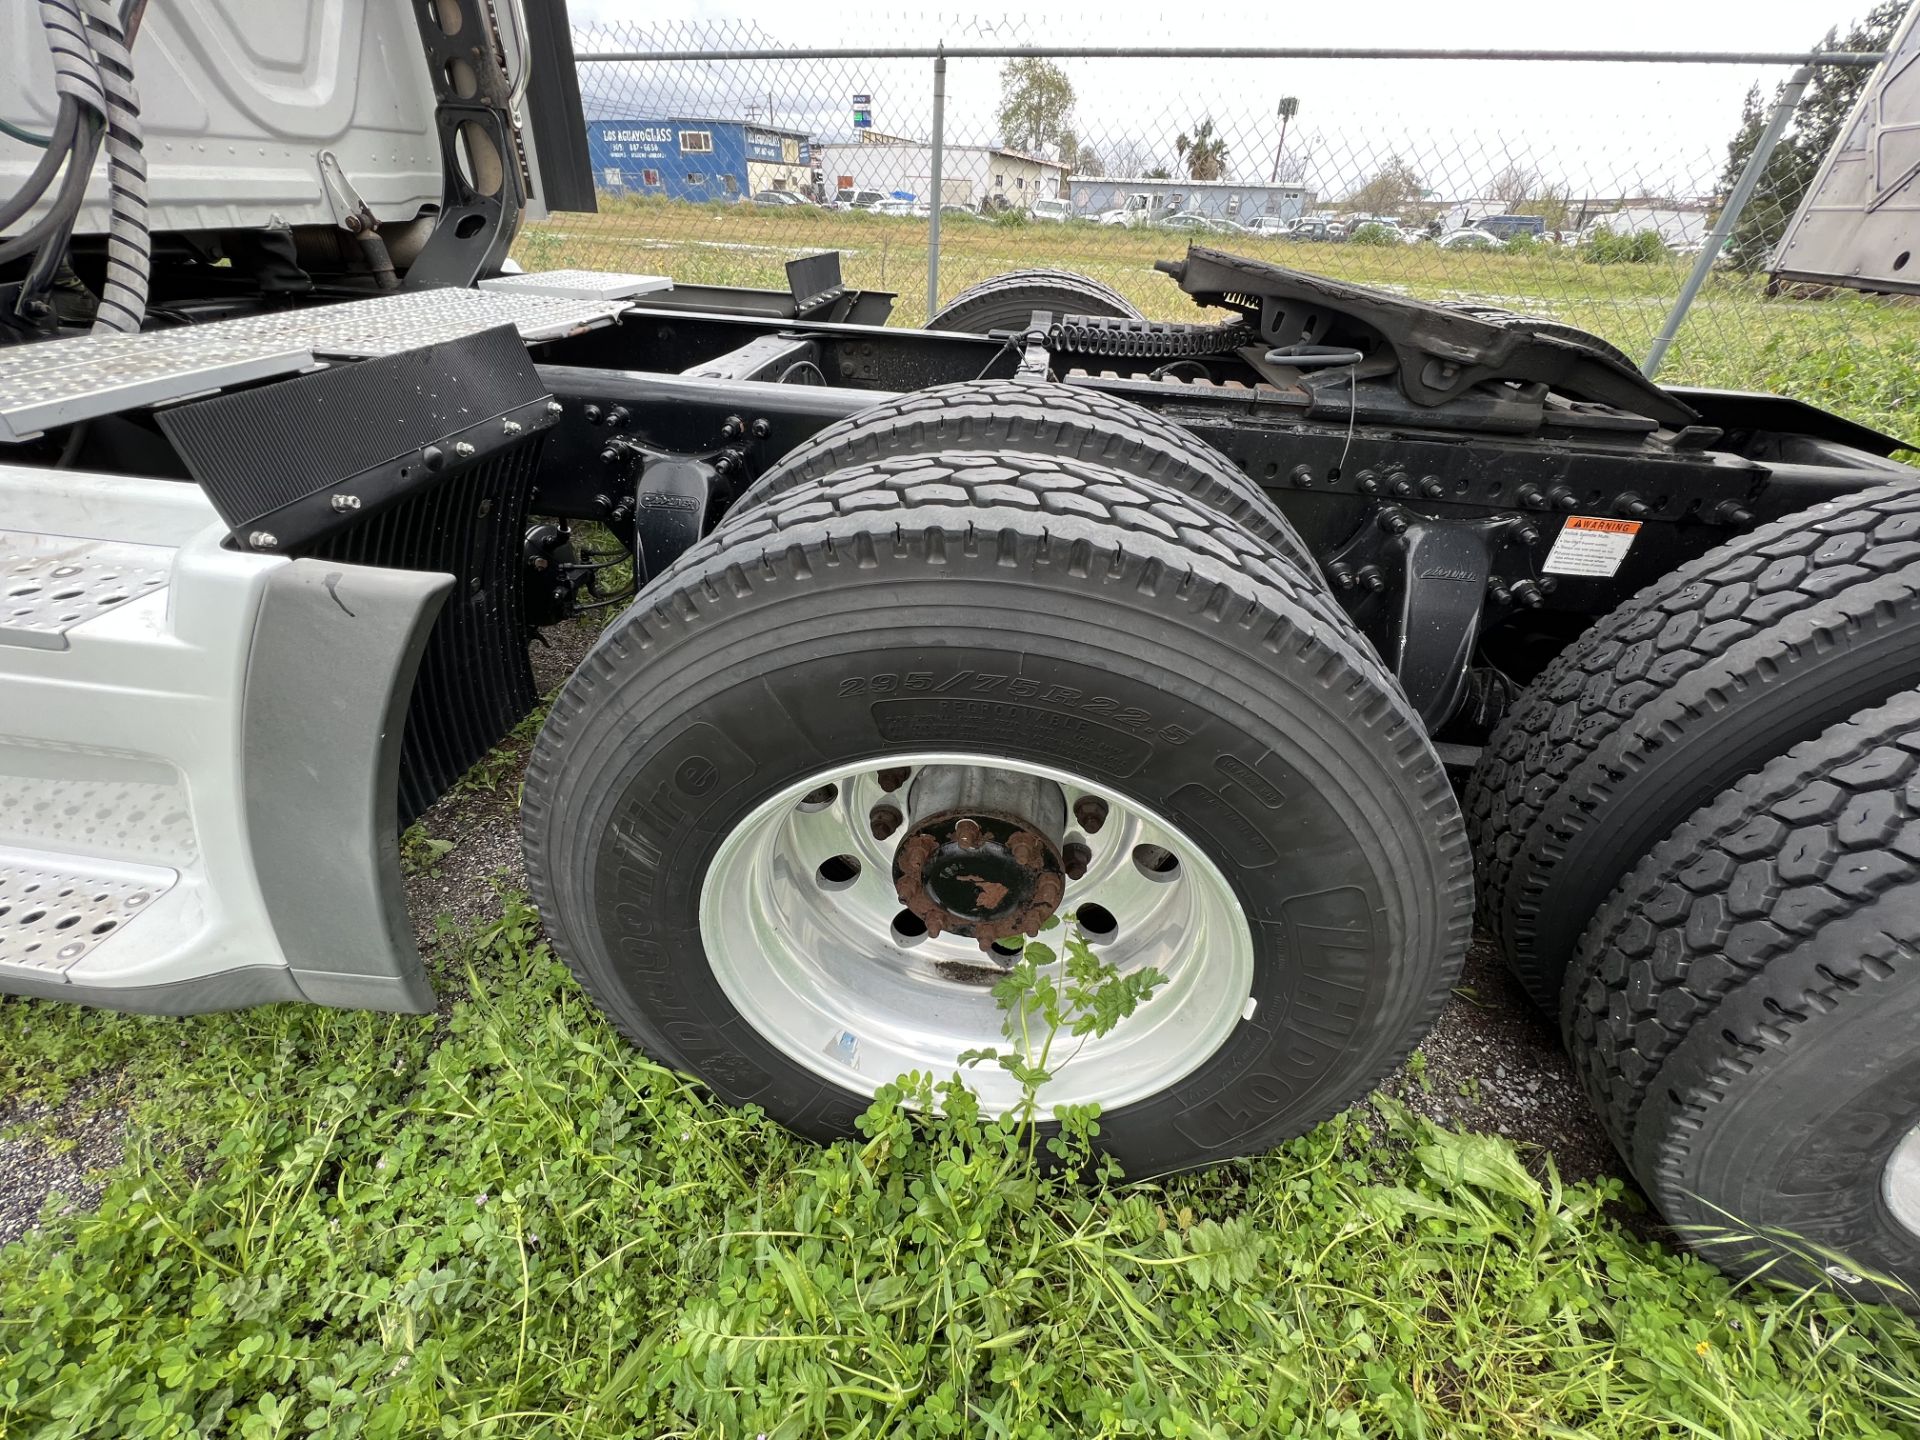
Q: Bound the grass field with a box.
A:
[520,197,1920,442]
[2,205,1919,1438]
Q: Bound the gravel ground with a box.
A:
[2,614,1630,1241]
[0,1076,131,1247]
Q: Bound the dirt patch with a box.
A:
[0,1075,130,1247]
[1384,935,1626,1188]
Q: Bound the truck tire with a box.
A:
[523,456,1471,1177]
[1562,691,1920,1305]
[733,379,1321,583]
[927,268,1140,333]
[1467,481,1920,1012]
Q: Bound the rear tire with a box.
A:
[927,268,1141,333]
[1562,691,1920,1307]
[735,379,1320,583]
[1468,481,1920,1011]
[523,456,1470,1176]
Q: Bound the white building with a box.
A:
[813,133,1068,210]
[1576,205,1713,248]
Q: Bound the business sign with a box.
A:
[852,92,872,129]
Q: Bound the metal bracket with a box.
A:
[1325,508,1534,732]
[317,150,398,290]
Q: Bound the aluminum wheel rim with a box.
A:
[698,751,1256,1115]
[1885,1123,1920,1238]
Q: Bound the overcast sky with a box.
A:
[567,1,1894,201]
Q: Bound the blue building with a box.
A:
[586,117,813,203]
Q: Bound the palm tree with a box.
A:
[1176,118,1229,183]
[1270,97,1300,184]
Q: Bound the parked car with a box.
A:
[1474,213,1546,242]
[1242,215,1293,236]
[1156,212,1218,233]
[871,198,929,218]
[751,190,813,207]
[1438,227,1506,250]
[1030,198,1074,223]
[831,187,888,210]
[1285,217,1344,243]
[1347,220,1408,245]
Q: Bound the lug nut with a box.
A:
[751,417,772,439]
[1379,511,1409,535]
[453,440,476,459]
[877,766,911,792]
[1359,565,1386,593]
[869,804,903,841]
[721,414,745,440]
[1327,562,1357,591]
[1422,477,1446,498]
[952,818,984,850]
[545,400,564,417]
[1062,841,1092,881]
[1072,795,1109,833]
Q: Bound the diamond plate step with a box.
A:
[1,530,172,650]
[479,268,672,301]
[0,847,178,977]
[0,284,634,440]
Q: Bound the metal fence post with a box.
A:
[1644,64,1814,378]
[927,44,946,321]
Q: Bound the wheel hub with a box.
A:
[891,764,1069,948]
[894,812,1064,945]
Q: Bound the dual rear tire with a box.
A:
[1470,482,1920,1302]
[523,420,1470,1175]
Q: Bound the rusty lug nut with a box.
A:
[877,766,911,793]
[952,817,985,849]
[1062,841,1092,881]
[1031,873,1064,910]
[869,804,903,841]
[1008,831,1044,868]
[1072,795,1109,834]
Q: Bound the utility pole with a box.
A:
[1270,95,1299,185]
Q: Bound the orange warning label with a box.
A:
[1543,516,1642,577]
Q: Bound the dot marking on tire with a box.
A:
[829,1030,859,1068]
[1242,998,1258,1021]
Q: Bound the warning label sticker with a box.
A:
[1543,515,1642,577]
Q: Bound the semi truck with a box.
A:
[3,0,1919,1303]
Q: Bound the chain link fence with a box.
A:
[521,14,1920,438]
